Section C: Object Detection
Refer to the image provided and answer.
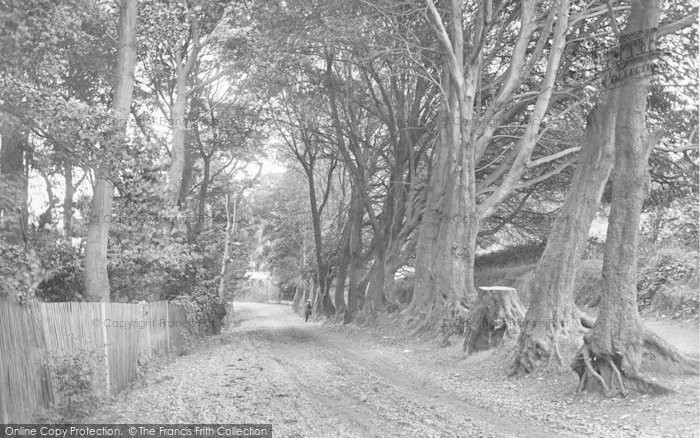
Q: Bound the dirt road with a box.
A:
[92,303,698,438]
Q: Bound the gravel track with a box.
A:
[90,302,699,438]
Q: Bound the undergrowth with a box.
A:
[474,239,699,320]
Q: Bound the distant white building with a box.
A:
[245,271,271,280]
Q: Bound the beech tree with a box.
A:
[407,0,576,329]
[324,49,435,316]
[138,0,245,207]
[83,0,137,301]
[511,0,699,375]
[571,0,698,395]
[268,85,339,317]
[510,100,614,374]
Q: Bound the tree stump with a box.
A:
[463,287,525,354]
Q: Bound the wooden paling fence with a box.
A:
[0,300,193,423]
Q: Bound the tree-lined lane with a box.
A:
[92,303,577,437]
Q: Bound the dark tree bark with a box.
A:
[325,50,425,319]
[164,10,227,206]
[408,4,481,330]
[168,83,189,205]
[410,0,570,333]
[510,100,616,375]
[178,139,193,208]
[306,157,336,318]
[365,245,387,315]
[408,68,479,330]
[407,69,456,327]
[334,213,350,317]
[571,0,698,395]
[37,170,56,230]
[292,286,302,313]
[189,149,210,243]
[344,191,363,323]
[84,0,137,301]
[0,123,28,245]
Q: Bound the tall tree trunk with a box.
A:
[297,224,308,314]
[344,192,363,322]
[510,100,616,375]
[571,0,697,395]
[167,17,203,208]
[383,261,399,307]
[301,279,310,312]
[365,248,386,315]
[63,159,73,240]
[189,153,210,242]
[442,0,479,309]
[0,124,28,245]
[311,279,320,319]
[332,172,350,316]
[307,163,336,317]
[84,0,137,302]
[292,286,302,313]
[408,45,478,329]
[408,68,453,324]
[168,89,188,206]
[37,170,55,230]
[334,223,350,317]
[0,123,43,302]
[218,194,236,298]
[179,139,193,207]
[410,0,569,333]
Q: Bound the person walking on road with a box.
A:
[304,299,313,322]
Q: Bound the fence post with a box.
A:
[100,302,111,394]
[165,302,170,352]
[145,303,151,358]
[37,304,54,405]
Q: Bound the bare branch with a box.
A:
[527,146,581,168]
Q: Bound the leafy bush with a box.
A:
[35,238,85,302]
[0,242,45,303]
[642,196,698,248]
[41,344,106,419]
[109,239,204,302]
[637,242,699,316]
[476,239,698,320]
[172,286,228,339]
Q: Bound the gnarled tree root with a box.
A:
[571,330,699,397]
[440,307,469,347]
[571,345,669,396]
[463,287,525,355]
[509,323,566,376]
[643,329,700,375]
[403,306,447,338]
[508,309,593,376]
